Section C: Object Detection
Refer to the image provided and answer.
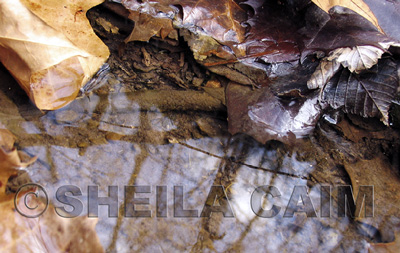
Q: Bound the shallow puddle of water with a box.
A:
[0,65,390,252]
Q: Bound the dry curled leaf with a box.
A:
[308,59,341,89]
[0,0,109,110]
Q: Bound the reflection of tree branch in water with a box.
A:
[173,138,311,181]
[189,135,293,251]
[107,109,151,252]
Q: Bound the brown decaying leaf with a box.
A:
[368,232,400,253]
[226,82,323,144]
[176,0,247,43]
[343,155,400,246]
[122,0,246,44]
[124,11,175,42]
[0,128,104,252]
[311,0,381,31]
[0,196,104,252]
[122,0,301,66]
[235,0,301,62]
[322,58,398,124]
[0,128,36,198]
[0,0,109,110]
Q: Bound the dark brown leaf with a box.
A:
[322,57,398,124]
[301,6,390,58]
[124,11,175,42]
[363,0,400,42]
[311,0,381,30]
[226,82,323,144]
[122,0,247,44]
[236,0,301,63]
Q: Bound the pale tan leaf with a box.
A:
[308,59,341,89]
[327,43,391,73]
[0,0,109,110]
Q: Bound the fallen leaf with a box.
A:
[327,43,392,73]
[308,59,341,89]
[235,0,301,62]
[0,0,110,110]
[344,155,400,244]
[322,57,398,124]
[0,129,36,198]
[226,82,323,144]
[0,128,104,252]
[124,11,176,42]
[361,0,400,42]
[308,42,395,90]
[302,6,390,58]
[368,232,400,252]
[122,0,247,44]
[0,194,104,252]
[311,0,381,31]
[176,0,247,44]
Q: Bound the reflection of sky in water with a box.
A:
[23,135,361,251]
[1,89,369,252]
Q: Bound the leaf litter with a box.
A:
[1,0,400,250]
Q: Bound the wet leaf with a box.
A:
[343,155,400,243]
[0,128,36,198]
[0,128,104,252]
[302,6,390,57]
[0,196,104,252]
[175,0,247,43]
[199,0,303,66]
[226,82,323,144]
[311,0,381,31]
[368,232,400,252]
[307,43,395,90]
[122,0,247,44]
[0,0,110,110]
[235,0,301,63]
[124,11,176,42]
[362,0,400,42]
[322,58,398,124]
